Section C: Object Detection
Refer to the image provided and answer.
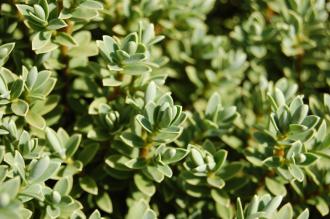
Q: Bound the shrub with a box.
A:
[0,0,329,218]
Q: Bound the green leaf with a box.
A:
[288,164,304,182]
[54,177,73,195]
[80,0,103,9]
[265,177,287,196]
[14,151,25,180]
[297,209,309,219]
[30,159,60,183]
[191,148,204,166]
[206,93,220,117]
[315,197,329,216]
[89,210,102,219]
[32,31,52,50]
[46,205,60,218]
[20,184,44,201]
[236,198,244,219]
[45,128,65,157]
[33,5,46,20]
[213,150,227,173]
[102,77,122,87]
[134,174,155,196]
[10,79,24,99]
[54,32,78,47]
[0,43,15,67]
[26,110,46,129]
[162,148,188,164]
[0,177,20,199]
[263,195,283,216]
[145,81,157,104]
[26,67,38,89]
[29,156,50,183]
[136,115,152,132]
[145,166,164,183]
[124,63,151,75]
[77,143,99,165]
[207,175,225,189]
[47,19,67,30]
[120,132,144,148]
[79,176,98,195]
[298,153,318,166]
[65,134,82,158]
[246,195,259,216]
[126,200,156,219]
[276,203,293,219]
[11,99,29,116]
[96,192,112,214]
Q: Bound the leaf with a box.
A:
[31,95,60,115]
[124,63,151,75]
[65,134,82,158]
[35,41,58,54]
[14,151,25,180]
[263,195,283,216]
[136,115,152,132]
[274,88,286,107]
[120,132,144,148]
[236,198,244,219]
[213,150,227,173]
[190,148,204,166]
[134,174,155,196]
[89,210,102,219]
[146,165,164,183]
[297,209,309,219]
[102,77,122,87]
[54,32,78,47]
[0,177,20,199]
[276,203,293,219]
[315,197,329,216]
[29,156,50,183]
[265,177,287,196]
[96,192,112,214]
[16,4,33,15]
[162,148,188,164]
[10,79,24,99]
[207,175,225,189]
[45,127,65,157]
[32,31,52,50]
[33,5,46,20]
[0,43,15,67]
[219,162,243,180]
[145,81,157,104]
[20,184,44,201]
[206,93,220,117]
[26,110,46,129]
[46,205,60,218]
[47,18,67,30]
[288,164,304,182]
[157,164,172,177]
[77,143,99,165]
[80,0,103,9]
[26,67,38,89]
[79,176,98,195]
[126,200,156,219]
[54,177,73,195]
[246,195,259,216]
[301,115,319,129]
[298,153,318,166]
[290,104,308,124]
[11,99,29,116]
[31,160,60,183]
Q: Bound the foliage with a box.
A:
[0,0,329,218]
